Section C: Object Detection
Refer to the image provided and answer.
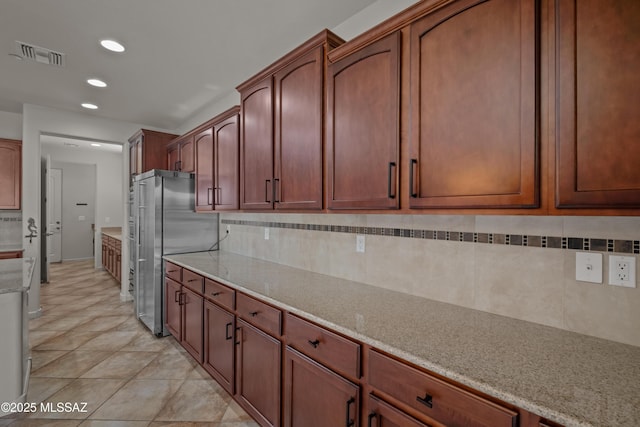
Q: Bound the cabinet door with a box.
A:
[367,394,430,427]
[165,278,182,340]
[180,136,195,173]
[283,347,359,427]
[240,77,274,209]
[236,319,280,427]
[327,32,400,209]
[214,114,240,210]
[556,0,640,207]
[135,137,143,174]
[0,139,21,209]
[274,45,323,210]
[409,0,537,208]
[129,142,137,182]
[167,144,180,171]
[195,128,214,212]
[182,286,203,363]
[203,300,235,394]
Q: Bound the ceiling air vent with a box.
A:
[15,41,66,67]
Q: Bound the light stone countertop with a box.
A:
[0,256,36,294]
[101,227,122,241]
[0,244,24,252]
[164,251,640,427]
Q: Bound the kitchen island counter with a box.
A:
[164,251,640,427]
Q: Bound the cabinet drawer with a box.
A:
[368,350,517,427]
[285,313,360,380]
[204,278,235,311]
[236,293,281,337]
[165,262,182,283]
[182,269,204,294]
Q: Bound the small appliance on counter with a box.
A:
[132,170,218,336]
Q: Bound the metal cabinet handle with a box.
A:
[211,292,222,297]
[235,327,242,345]
[207,187,213,206]
[409,158,418,198]
[308,339,320,348]
[178,292,186,305]
[174,290,180,303]
[345,397,355,427]
[416,393,433,408]
[274,178,280,203]
[168,269,178,273]
[388,162,397,199]
[368,413,377,427]
[225,322,233,340]
[265,179,271,203]
[187,279,198,283]
[249,311,258,317]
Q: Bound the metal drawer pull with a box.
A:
[188,279,199,282]
[211,292,222,297]
[345,397,355,427]
[308,339,320,348]
[168,269,178,273]
[249,311,259,317]
[416,393,433,408]
[367,413,377,427]
[225,322,233,340]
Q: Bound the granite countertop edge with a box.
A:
[164,251,637,427]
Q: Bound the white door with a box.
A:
[47,168,63,264]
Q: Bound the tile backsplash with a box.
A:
[0,211,22,245]
[219,213,640,347]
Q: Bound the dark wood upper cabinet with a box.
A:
[128,129,177,182]
[195,128,214,211]
[214,110,240,210]
[167,142,180,171]
[408,0,538,209]
[274,45,324,210]
[327,31,401,210]
[238,30,344,211]
[239,77,274,210]
[191,106,240,213]
[555,0,640,208]
[0,139,21,210]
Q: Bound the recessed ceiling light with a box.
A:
[81,103,98,110]
[87,78,107,88]
[100,39,125,53]
[91,143,102,147]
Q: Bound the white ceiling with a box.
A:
[41,134,123,153]
[0,0,377,130]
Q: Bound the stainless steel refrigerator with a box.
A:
[133,169,218,336]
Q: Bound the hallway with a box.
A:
[0,259,258,426]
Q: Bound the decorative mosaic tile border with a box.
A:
[221,219,640,254]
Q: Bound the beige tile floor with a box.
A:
[0,259,259,427]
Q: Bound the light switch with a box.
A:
[575,252,602,283]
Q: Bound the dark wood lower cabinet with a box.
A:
[236,319,281,427]
[203,300,235,394]
[367,394,430,427]
[283,347,359,427]
[182,287,204,363]
[165,278,182,340]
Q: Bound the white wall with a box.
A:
[51,162,96,260]
[42,144,124,263]
[0,111,23,140]
[22,104,175,315]
[331,0,418,40]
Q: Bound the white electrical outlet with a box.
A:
[356,235,365,253]
[575,252,602,283]
[264,227,270,240]
[609,255,636,288]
